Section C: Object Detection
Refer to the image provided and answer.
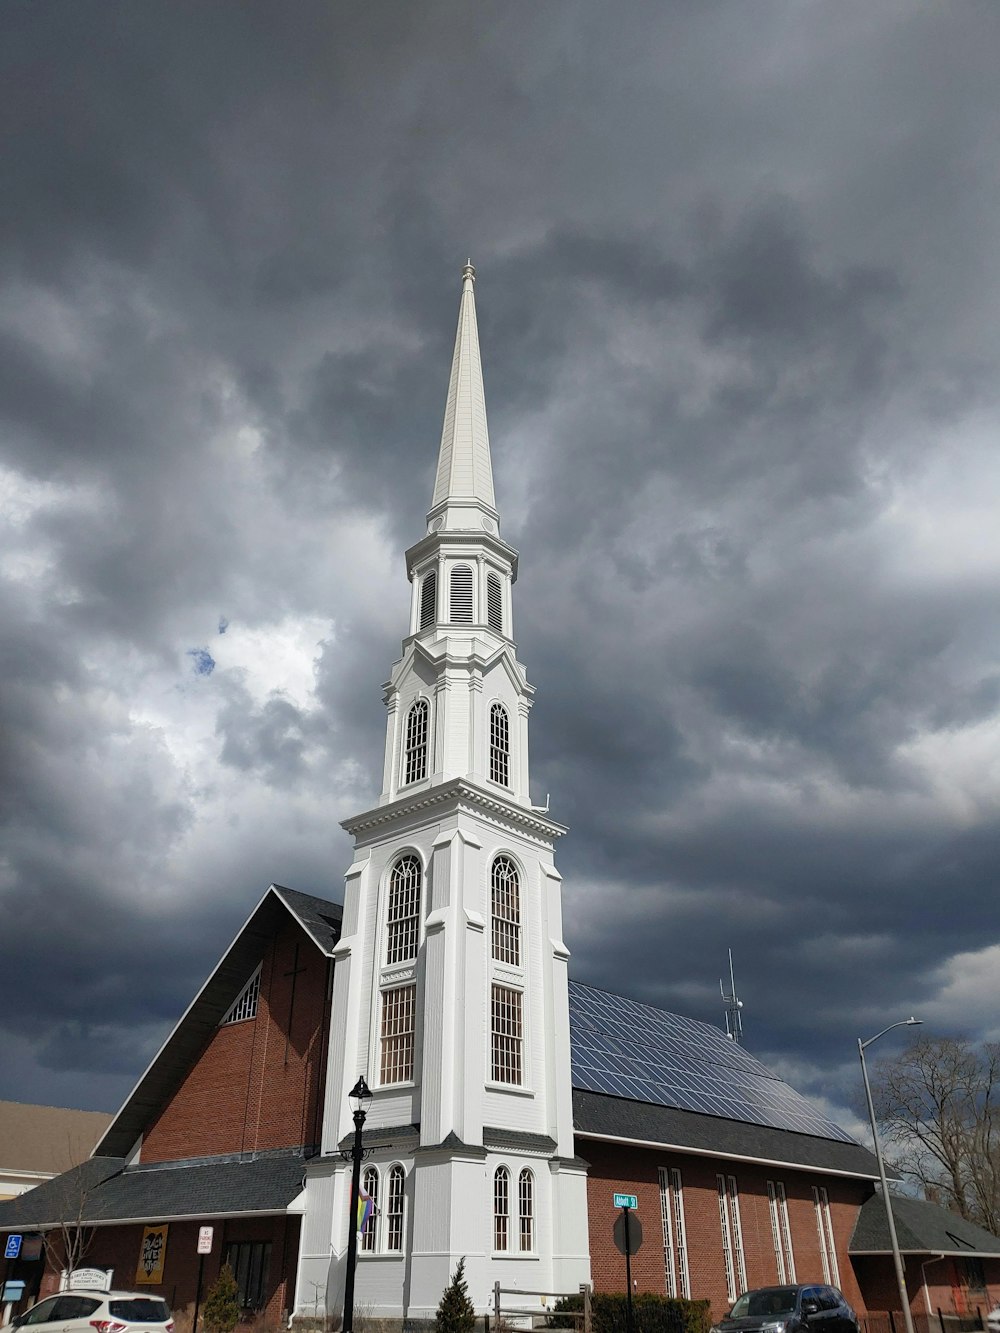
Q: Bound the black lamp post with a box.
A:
[339,1075,372,1333]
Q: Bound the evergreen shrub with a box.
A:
[435,1256,476,1333]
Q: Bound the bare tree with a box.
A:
[40,1164,98,1281]
[872,1035,1000,1235]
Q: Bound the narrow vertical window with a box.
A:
[671,1168,690,1298]
[450,564,473,622]
[768,1181,795,1282]
[491,984,523,1084]
[487,571,503,633]
[518,1169,534,1252]
[419,569,437,630]
[718,1174,737,1304]
[777,1182,795,1281]
[386,1165,405,1252]
[379,985,416,1084]
[658,1167,677,1297]
[491,856,521,966]
[386,855,421,964]
[494,1166,510,1251]
[767,1181,786,1282]
[403,699,429,784]
[361,1166,379,1253]
[812,1186,840,1285]
[490,703,510,786]
[728,1175,747,1296]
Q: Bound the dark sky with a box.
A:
[3,0,999,1137]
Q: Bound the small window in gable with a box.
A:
[490,703,510,786]
[450,564,473,623]
[419,570,437,630]
[403,699,429,784]
[486,572,503,633]
[221,963,261,1025]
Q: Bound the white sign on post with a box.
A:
[197,1227,214,1255]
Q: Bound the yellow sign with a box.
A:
[135,1225,169,1285]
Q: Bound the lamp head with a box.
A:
[906,1017,923,1026]
[349,1075,372,1115]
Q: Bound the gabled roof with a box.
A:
[0,1151,308,1229]
[850,1191,1000,1256]
[95,885,341,1159]
[0,1101,113,1174]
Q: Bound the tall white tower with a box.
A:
[297,264,590,1321]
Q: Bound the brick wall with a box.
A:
[581,1138,871,1321]
[852,1253,1000,1322]
[143,919,331,1162]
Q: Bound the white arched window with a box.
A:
[403,699,429,785]
[450,564,473,622]
[491,856,520,966]
[494,1166,510,1251]
[360,1166,379,1252]
[518,1169,534,1252]
[419,569,437,630]
[386,855,421,964]
[386,1164,405,1252]
[489,703,510,786]
[486,571,503,633]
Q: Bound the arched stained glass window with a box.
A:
[386,855,421,964]
[419,570,437,630]
[494,1166,510,1251]
[450,564,473,622]
[486,572,503,633]
[491,856,520,966]
[403,699,429,784]
[489,703,510,786]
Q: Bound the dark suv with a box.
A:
[711,1285,860,1333]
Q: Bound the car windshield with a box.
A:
[108,1301,171,1323]
[729,1290,800,1319]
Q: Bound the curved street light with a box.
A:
[858,1019,923,1333]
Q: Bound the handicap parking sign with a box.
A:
[4,1235,22,1259]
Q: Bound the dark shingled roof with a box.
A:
[96,886,342,1160]
[573,1089,882,1178]
[0,1152,309,1229]
[850,1192,1000,1255]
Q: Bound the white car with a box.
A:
[12,1291,174,1333]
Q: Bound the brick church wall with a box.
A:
[581,1138,870,1321]
[142,919,331,1162]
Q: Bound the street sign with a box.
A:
[613,1211,643,1256]
[613,1192,638,1210]
[4,1236,21,1260]
[197,1227,214,1255]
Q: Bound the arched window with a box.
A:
[518,1169,534,1252]
[494,1166,510,1251]
[403,699,429,784]
[450,564,473,623]
[386,1165,405,1252]
[360,1166,379,1252]
[419,570,437,630]
[386,855,421,964]
[486,571,503,633]
[491,856,520,966]
[489,703,510,786]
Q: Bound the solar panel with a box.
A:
[568,979,856,1144]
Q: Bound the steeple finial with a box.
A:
[428,261,497,531]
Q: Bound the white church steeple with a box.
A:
[307,264,590,1323]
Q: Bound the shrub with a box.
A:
[552,1293,712,1333]
[202,1263,241,1333]
[435,1257,476,1333]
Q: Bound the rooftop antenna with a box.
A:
[720,948,744,1043]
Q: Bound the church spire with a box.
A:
[427,261,499,533]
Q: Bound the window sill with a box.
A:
[359,1253,404,1262]
[375,1080,416,1093]
[491,1252,538,1261]
[485,1081,534,1098]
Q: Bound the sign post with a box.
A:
[611,1194,642,1333]
[192,1227,214,1333]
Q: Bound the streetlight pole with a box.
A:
[858,1019,922,1333]
[339,1076,372,1333]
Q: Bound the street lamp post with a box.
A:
[858,1019,922,1333]
[339,1076,372,1333]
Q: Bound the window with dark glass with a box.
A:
[491,856,520,966]
[386,1165,405,1251]
[361,1165,379,1252]
[386,855,421,964]
[518,1169,534,1251]
[222,1240,272,1310]
[489,703,510,786]
[494,1166,510,1250]
[403,700,429,784]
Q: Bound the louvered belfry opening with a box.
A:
[487,571,503,633]
[419,569,437,629]
[450,563,473,622]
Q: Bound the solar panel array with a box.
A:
[568,980,856,1144]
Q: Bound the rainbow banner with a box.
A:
[356,1186,374,1235]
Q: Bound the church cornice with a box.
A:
[405,528,519,580]
[341,776,567,842]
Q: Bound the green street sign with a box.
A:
[613,1192,638,1210]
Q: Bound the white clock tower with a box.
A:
[298,264,591,1321]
